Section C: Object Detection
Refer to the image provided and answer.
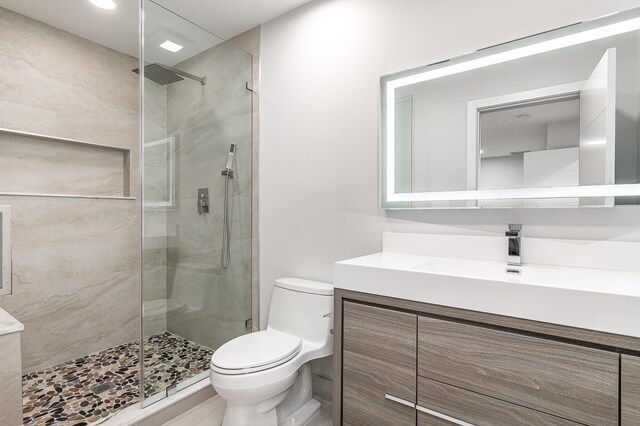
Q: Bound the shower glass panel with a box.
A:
[141,0,253,406]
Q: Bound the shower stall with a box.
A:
[140,0,253,407]
[0,0,254,423]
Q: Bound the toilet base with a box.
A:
[277,364,320,425]
[278,398,321,426]
[222,404,278,426]
[219,364,321,426]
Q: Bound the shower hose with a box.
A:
[221,172,232,269]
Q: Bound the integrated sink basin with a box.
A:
[334,233,640,339]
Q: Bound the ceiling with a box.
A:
[480,98,581,158]
[0,0,312,57]
[144,1,224,67]
[0,0,139,56]
[482,98,580,129]
[152,0,311,40]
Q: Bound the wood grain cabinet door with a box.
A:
[623,355,640,425]
[418,316,619,426]
[416,377,580,426]
[342,301,417,426]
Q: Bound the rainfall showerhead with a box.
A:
[132,63,206,86]
[133,63,183,85]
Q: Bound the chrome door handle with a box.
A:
[384,393,416,409]
[416,404,476,426]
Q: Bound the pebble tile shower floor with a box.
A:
[22,332,214,426]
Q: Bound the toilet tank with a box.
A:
[267,278,334,348]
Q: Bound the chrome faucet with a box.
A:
[505,224,522,266]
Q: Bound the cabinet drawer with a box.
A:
[623,355,640,426]
[342,301,416,425]
[418,316,619,426]
[418,412,454,426]
[417,377,580,426]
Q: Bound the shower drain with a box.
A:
[90,381,115,395]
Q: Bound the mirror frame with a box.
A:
[0,205,11,295]
[381,7,640,208]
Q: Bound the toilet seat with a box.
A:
[211,330,302,375]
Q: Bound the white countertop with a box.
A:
[334,251,640,338]
[0,306,24,336]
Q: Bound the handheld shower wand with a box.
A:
[221,144,235,178]
[221,144,236,269]
[225,144,235,171]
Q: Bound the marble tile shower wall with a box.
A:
[0,7,140,372]
[164,40,253,349]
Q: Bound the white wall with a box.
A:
[547,120,580,150]
[260,0,640,327]
[480,155,524,190]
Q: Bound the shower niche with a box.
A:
[0,128,132,199]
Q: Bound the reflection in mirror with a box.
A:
[0,205,11,295]
[475,48,615,208]
[479,98,581,207]
[382,8,640,208]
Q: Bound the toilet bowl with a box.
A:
[210,278,334,426]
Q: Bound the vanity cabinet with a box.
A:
[342,301,416,425]
[334,290,640,426]
[623,355,640,425]
[419,316,618,425]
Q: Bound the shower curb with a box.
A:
[102,380,215,426]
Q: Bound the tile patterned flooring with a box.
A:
[22,332,213,426]
[162,395,333,426]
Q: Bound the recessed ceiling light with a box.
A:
[160,40,183,53]
[89,0,117,10]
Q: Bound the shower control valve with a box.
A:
[197,188,209,214]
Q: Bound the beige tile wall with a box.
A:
[0,6,140,372]
[163,38,254,350]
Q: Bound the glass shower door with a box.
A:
[140,0,253,406]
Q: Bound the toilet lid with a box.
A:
[211,330,302,374]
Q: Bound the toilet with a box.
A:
[210,278,334,426]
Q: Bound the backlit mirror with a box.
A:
[381,8,640,208]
